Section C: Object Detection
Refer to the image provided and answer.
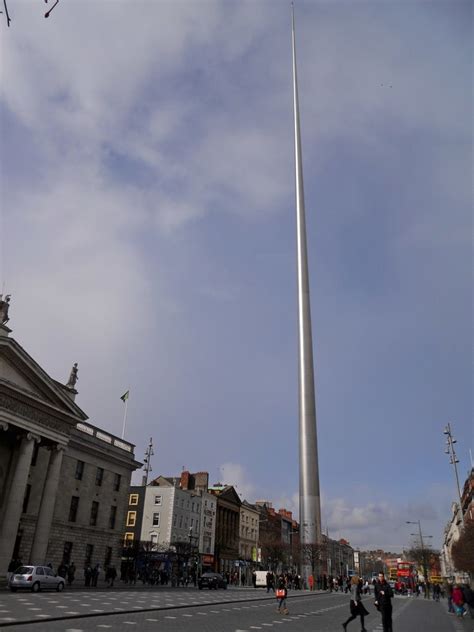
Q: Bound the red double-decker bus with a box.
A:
[397,562,411,578]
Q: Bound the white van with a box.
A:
[255,570,270,587]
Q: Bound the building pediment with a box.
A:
[216,485,242,507]
[0,336,87,427]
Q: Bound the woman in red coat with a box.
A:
[452,584,466,617]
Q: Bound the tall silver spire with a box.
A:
[291,4,322,580]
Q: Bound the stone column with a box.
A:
[29,444,65,565]
[0,432,40,577]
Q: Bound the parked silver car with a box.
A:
[9,566,66,592]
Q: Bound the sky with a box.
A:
[0,0,472,552]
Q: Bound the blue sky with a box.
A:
[0,0,472,551]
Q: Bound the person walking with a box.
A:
[266,571,275,593]
[67,562,76,587]
[452,584,466,617]
[374,572,394,632]
[342,576,369,631]
[276,575,289,615]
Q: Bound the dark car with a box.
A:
[198,572,227,590]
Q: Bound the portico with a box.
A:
[0,325,87,577]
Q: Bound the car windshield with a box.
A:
[15,567,34,574]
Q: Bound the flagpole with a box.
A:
[121,395,129,439]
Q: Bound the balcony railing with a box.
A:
[76,422,133,453]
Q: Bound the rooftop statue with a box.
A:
[66,362,79,389]
[0,295,11,325]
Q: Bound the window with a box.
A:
[22,484,31,514]
[104,546,112,569]
[129,494,139,506]
[95,467,104,486]
[124,533,134,545]
[173,514,177,527]
[36,567,44,575]
[68,496,79,522]
[192,503,195,512]
[154,495,162,505]
[150,533,158,546]
[152,513,160,527]
[85,544,94,565]
[109,506,117,530]
[113,473,121,491]
[191,518,194,527]
[90,501,99,526]
[75,460,85,481]
[63,541,73,565]
[179,515,183,528]
[126,511,136,527]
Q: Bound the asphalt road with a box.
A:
[0,587,472,632]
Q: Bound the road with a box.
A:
[0,587,472,632]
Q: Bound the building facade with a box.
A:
[441,468,473,583]
[209,485,241,575]
[123,471,217,576]
[0,322,140,577]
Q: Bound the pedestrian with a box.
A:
[374,572,394,632]
[266,571,275,593]
[446,583,455,613]
[342,576,369,631]
[84,565,92,587]
[67,562,76,586]
[461,584,474,619]
[308,574,314,591]
[91,563,100,587]
[452,584,466,617]
[275,575,289,615]
[252,571,257,588]
[106,565,117,587]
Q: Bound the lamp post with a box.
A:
[407,520,432,595]
[444,423,465,527]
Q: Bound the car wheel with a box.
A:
[31,582,40,593]
[9,587,17,592]
[56,582,65,592]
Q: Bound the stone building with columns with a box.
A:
[0,319,141,578]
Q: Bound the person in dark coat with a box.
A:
[67,562,76,586]
[266,571,275,593]
[374,572,394,632]
[342,576,369,631]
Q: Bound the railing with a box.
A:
[76,422,133,453]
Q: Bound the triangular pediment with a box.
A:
[0,355,45,397]
[0,336,87,421]
[218,485,242,506]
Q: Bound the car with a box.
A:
[9,566,66,592]
[197,572,227,590]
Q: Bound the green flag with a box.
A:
[120,390,129,402]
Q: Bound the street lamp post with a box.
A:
[444,423,465,527]
[406,520,432,596]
